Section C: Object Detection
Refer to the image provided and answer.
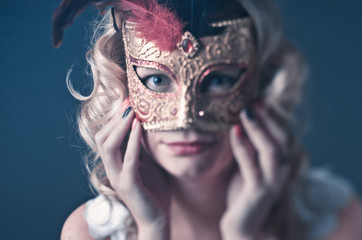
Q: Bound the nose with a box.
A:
[177,87,195,129]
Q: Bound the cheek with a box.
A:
[211,133,234,170]
[142,131,160,160]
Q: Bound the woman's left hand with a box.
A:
[220,102,291,240]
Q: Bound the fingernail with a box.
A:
[234,124,243,137]
[245,108,254,120]
[132,118,138,130]
[120,97,130,113]
[122,106,131,118]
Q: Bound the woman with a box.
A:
[53,0,362,239]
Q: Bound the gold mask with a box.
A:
[123,18,258,132]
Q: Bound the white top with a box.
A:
[84,168,353,240]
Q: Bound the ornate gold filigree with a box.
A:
[122,18,258,132]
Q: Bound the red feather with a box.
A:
[113,0,184,52]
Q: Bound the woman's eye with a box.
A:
[140,75,175,93]
[199,68,247,94]
[200,75,238,93]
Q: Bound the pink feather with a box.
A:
[113,0,184,52]
[52,0,183,51]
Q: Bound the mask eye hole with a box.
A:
[199,67,247,94]
[134,66,176,93]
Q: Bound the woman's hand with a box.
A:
[94,99,170,240]
[220,102,291,240]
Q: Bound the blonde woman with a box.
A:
[52,0,362,239]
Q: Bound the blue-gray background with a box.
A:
[0,0,361,239]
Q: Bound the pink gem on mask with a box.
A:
[182,39,193,53]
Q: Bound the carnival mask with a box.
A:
[123,18,258,132]
[51,0,258,132]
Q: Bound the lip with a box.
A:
[163,140,215,155]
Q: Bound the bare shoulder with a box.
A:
[61,203,108,240]
[326,196,362,240]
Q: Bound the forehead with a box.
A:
[122,18,255,77]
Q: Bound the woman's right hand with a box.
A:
[94,98,170,240]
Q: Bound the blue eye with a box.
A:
[140,75,175,93]
[199,68,247,94]
[200,75,238,93]
[152,76,163,85]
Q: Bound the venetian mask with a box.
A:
[123,17,258,132]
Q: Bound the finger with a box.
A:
[253,103,288,155]
[241,109,279,185]
[102,110,134,180]
[102,108,134,153]
[229,124,261,185]
[95,111,123,151]
[123,119,142,180]
[95,98,131,150]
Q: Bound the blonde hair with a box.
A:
[69,0,308,238]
